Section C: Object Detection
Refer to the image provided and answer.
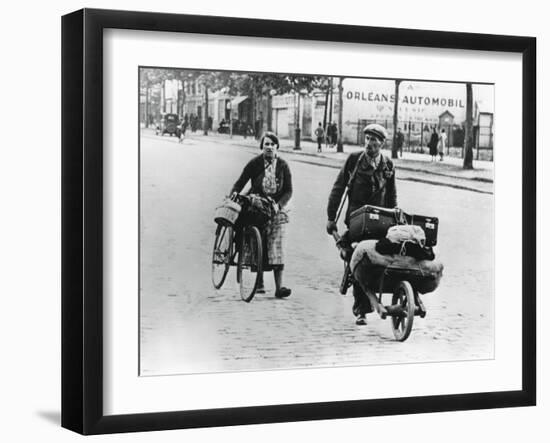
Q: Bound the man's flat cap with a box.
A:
[363,123,388,141]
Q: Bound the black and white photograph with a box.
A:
[138,67,495,376]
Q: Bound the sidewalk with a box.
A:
[144,128,494,193]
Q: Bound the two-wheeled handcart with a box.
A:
[332,231,443,341]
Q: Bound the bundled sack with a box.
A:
[237,194,274,228]
[376,225,435,261]
[385,224,426,246]
[350,240,443,294]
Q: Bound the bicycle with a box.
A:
[211,194,264,302]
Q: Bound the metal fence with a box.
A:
[356,119,493,161]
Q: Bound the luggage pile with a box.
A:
[348,205,439,247]
[348,205,443,295]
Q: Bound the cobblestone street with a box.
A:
[139,132,494,376]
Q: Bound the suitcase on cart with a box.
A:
[404,213,439,246]
[348,205,404,242]
[348,205,439,246]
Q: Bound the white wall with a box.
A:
[0,1,545,442]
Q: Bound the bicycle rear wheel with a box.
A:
[237,225,263,302]
[211,224,233,289]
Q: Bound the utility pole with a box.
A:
[322,80,330,130]
[336,77,344,152]
[391,79,402,159]
[463,82,474,169]
[294,91,301,150]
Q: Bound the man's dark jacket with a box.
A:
[327,151,397,225]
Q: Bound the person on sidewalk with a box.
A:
[438,128,447,161]
[230,132,293,299]
[331,122,338,147]
[178,119,188,143]
[428,127,439,161]
[314,122,325,153]
[396,127,405,158]
[325,123,397,326]
[327,121,336,148]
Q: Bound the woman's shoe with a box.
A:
[275,287,291,298]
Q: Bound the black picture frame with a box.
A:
[61,8,536,435]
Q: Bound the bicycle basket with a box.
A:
[214,199,242,227]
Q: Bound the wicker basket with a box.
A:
[214,199,242,226]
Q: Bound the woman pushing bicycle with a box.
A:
[230,132,293,298]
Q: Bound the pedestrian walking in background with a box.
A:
[331,122,338,147]
[230,132,293,299]
[428,127,439,161]
[314,122,325,153]
[438,128,447,161]
[396,127,405,158]
[326,123,397,326]
[178,119,188,143]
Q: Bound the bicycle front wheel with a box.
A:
[211,224,233,289]
[237,225,263,302]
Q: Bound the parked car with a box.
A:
[157,113,180,136]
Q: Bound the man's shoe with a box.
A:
[275,287,291,298]
[255,286,266,294]
[355,315,367,326]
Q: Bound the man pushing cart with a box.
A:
[326,123,443,340]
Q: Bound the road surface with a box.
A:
[139,133,494,375]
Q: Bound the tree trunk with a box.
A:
[463,82,474,169]
[145,82,150,128]
[329,77,334,124]
[322,80,330,130]
[176,79,181,118]
[267,93,273,132]
[180,80,186,118]
[162,79,166,113]
[252,86,257,139]
[336,77,344,152]
[203,85,209,136]
[391,80,401,159]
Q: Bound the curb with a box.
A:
[273,144,493,183]
[200,136,494,188]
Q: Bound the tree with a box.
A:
[463,83,474,170]
[391,80,402,159]
[139,68,170,127]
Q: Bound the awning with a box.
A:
[230,96,249,107]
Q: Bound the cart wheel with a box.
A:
[391,280,415,341]
[237,226,262,303]
[211,224,233,289]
